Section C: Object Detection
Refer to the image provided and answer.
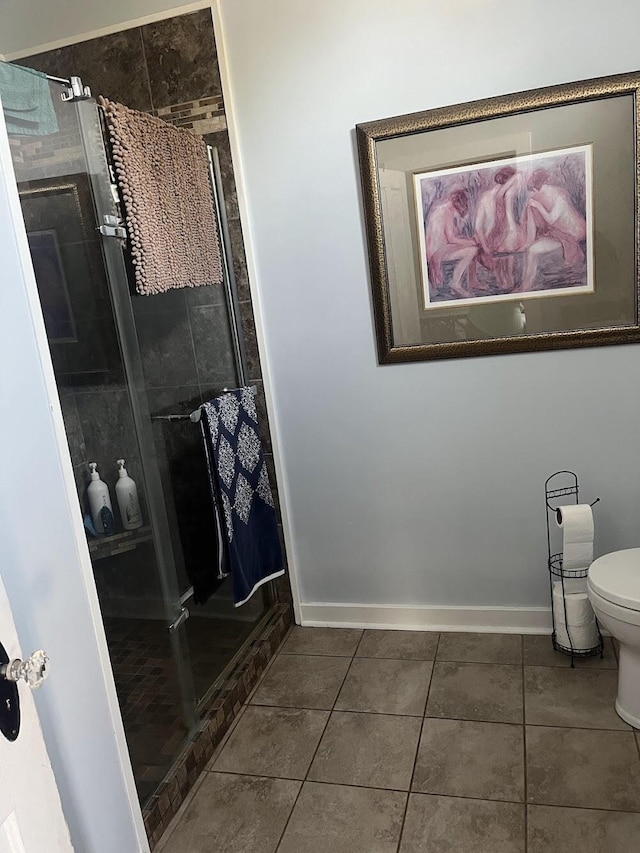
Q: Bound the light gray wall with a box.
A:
[218,0,640,608]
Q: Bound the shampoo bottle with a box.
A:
[87,462,115,535]
[115,459,143,530]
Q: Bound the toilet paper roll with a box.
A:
[555,621,599,651]
[552,582,599,650]
[556,504,594,571]
[552,583,595,627]
[555,578,588,596]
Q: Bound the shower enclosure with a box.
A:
[6,71,276,805]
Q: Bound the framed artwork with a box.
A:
[356,72,640,362]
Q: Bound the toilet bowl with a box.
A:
[588,548,640,728]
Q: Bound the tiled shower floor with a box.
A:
[104,615,259,803]
[104,618,188,803]
[156,626,640,852]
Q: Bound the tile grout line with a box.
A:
[243,702,632,734]
[207,768,640,816]
[352,628,367,658]
[282,650,522,664]
[280,645,617,669]
[184,289,205,400]
[282,654,529,664]
[137,27,155,115]
[272,635,361,852]
[396,631,442,852]
[523,800,640,816]
[250,702,423,717]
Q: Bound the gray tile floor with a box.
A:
[157,628,640,853]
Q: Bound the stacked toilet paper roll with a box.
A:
[553,504,598,649]
[552,582,599,649]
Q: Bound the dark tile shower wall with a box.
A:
[19,8,292,607]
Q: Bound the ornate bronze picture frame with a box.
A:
[356,72,640,362]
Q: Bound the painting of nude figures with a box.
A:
[413,146,594,309]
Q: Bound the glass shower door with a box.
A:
[77,102,273,708]
[76,95,273,734]
[8,79,198,806]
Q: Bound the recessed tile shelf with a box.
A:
[88,525,153,561]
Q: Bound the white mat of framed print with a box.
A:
[413,145,594,310]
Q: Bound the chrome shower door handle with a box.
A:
[168,607,190,633]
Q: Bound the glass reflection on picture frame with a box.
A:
[356,71,640,362]
[27,229,78,343]
[19,174,122,385]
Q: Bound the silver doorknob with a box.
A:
[0,650,49,689]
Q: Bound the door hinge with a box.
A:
[168,606,190,633]
[61,76,92,102]
[98,214,126,239]
[108,167,121,205]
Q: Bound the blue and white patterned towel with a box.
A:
[200,387,283,606]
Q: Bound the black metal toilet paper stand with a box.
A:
[545,470,604,667]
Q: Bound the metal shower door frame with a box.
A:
[207,144,248,389]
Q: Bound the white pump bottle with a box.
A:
[87,462,114,534]
[115,459,143,530]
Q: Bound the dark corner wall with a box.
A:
[18,8,293,608]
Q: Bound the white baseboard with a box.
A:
[300,602,553,635]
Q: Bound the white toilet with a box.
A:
[588,548,640,728]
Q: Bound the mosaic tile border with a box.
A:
[155,96,227,136]
[142,602,293,849]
